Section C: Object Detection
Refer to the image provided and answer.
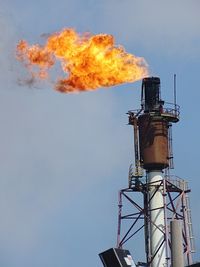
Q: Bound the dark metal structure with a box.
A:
[99,248,136,267]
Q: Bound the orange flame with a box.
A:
[16,28,149,93]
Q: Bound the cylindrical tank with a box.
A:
[138,114,169,170]
[170,220,184,267]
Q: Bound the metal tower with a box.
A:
[116,77,195,267]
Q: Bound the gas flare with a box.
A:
[16,28,149,93]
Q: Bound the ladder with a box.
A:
[181,180,195,266]
[184,182,195,254]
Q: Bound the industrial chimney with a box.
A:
[137,77,179,267]
[99,77,196,267]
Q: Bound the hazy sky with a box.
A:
[0,1,200,266]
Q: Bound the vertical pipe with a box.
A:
[174,74,177,114]
[144,190,150,265]
[117,191,122,248]
[133,118,140,176]
[170,220,184,267]
[163,177,170,267]
[148,171,166,267]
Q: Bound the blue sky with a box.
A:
[0,0,200,266]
